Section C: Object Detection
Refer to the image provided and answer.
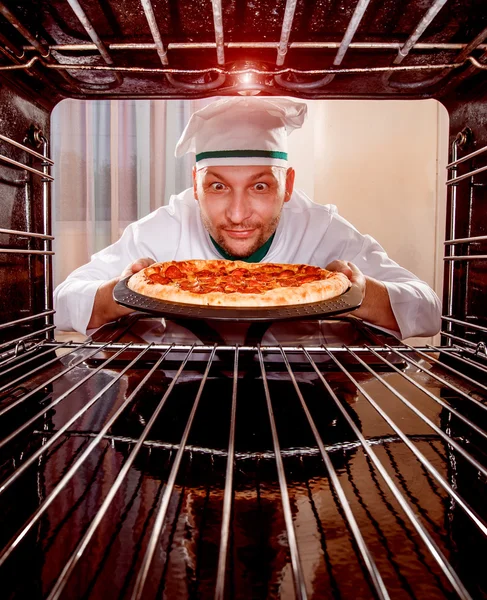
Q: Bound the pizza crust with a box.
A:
[127,259,350,307]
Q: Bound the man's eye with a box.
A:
[254,182,269,192]
[210,182,226,191]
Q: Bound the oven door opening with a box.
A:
[1,1,487,598]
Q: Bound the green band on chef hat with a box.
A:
[195,149,288,163]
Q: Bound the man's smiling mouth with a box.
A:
[223,228,257,239]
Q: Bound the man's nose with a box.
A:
[226,189,252,224]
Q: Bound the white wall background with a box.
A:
[287,99,449,345]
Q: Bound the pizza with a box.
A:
[126,259,350,307]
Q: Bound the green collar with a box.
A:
[210,233,275,263]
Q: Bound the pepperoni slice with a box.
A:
[279,278,298,287]
[178,261,198,273]
[277,269,295,279]
[197,283,221,293]
[148,274,170,285]
[165,265,184,279]
[230,268,249,278]
[179,280,201,292]
[298,264,320,275]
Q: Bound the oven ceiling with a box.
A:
[0,0,486,106]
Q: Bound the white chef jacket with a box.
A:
[54,188,441,338]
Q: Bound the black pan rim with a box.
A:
[113,275,362,322]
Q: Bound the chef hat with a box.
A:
[175,97,307,169]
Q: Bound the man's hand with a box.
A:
[326,260,366,297]
[326,259,400,334]
[120,257,156,279]
[87,257,155,330]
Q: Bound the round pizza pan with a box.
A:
[113,276,363,322]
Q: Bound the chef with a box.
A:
[54,96,441,339]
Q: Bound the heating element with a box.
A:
[0,0,486,99]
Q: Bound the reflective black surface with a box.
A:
[1,339,487,598]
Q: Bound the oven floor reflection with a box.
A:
[1,354,487,598]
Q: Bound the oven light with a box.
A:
[231,60,265,95]
[241,71,253,85]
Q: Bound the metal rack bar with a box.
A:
[0,340,72,381]
[211,0,225,65]
[441,331,479,348]
[33,429,444,460]
[214,346,239,600]
[39,133,54,337]
[0,134,54,164]
[22,42,487,52]
[344,347,487,479]
[0,338,92,401]
[257,346,307,600]
[0,338,47,370]
[334,0,372,66]
[140,0,168,65]
[418,344,487,385]
[0,154,54,180]
[0,310,55,331]
[0,325,55,352]
[0,344,174,575]
[366,346,487,440]
[132,346,217,600]
[394,0,448,64]
[302,348,471,599]
[280,348,390,600]
[275,0,372,89]
[65,0,122,88]
[340,455,423,596]
[0,248,55,255]
[383,0,448,87]
[46,346,177,600]
[0,344,153,496]
[445,134,462,344]
[447,143,487,168]
[446,164,487,185]
[1,56,481,76]
[326,347,487,535]
[0,339,103,423]
[276,0,298,66]
[444,235,487,245]
[444,255,487,261]
[40,339,453,355]
[450,343,487,367]
[0,227,54,240]
[140,0,225,91]
[0,1,89,92]
[442,316,487,333]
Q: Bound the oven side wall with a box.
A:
[0,83,53,343]
[441,97,487,345]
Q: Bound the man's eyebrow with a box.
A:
[249,171,277,180]
[204,169,277,182]
[205,170,227,180]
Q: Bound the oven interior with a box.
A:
[1,1,487,598]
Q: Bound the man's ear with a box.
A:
[284,167,295,202]
[192,166,198,200]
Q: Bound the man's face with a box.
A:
[193,165,295,258]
